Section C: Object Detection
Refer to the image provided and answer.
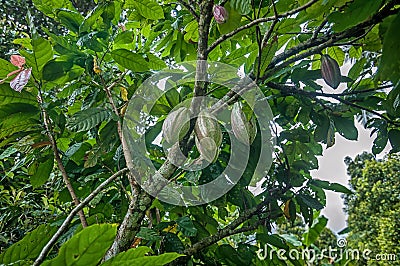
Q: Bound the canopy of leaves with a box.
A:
[0,0,399,265]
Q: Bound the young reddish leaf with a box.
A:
[10,55,26,68]
[10,68,32,92]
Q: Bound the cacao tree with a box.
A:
[0,0,399,265]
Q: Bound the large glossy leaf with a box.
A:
[32,0,75,18]
[67,108,111,132]
[111,49,149,72]
[0,58,18,79]
[388,129,400,152]
[30,155,54,188]
[42,60,73,81]
[176,216,197,237]
[328,0,382,32]
[297,194,324,210]
[100,246,183,266]
[56,9,84,33]
[20,37,53,78]
[332,116,358,140]
[42,224,117,266]
[125,0,164,20]
[230,0,251,15]
[302,216,328,246]
[309,179,352,194]
[378,12,400,83]
[0,84,37,105]
[0,224,57,264]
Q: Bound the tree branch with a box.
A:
[262,2,400,79]
[33,168,129,266]
[266,82,400,126]
[177,0,199,21]
[183,186,290,256]
[206,0,319,53]
[37,93,88,228]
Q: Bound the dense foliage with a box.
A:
[0,0,399,265]
[345,153,400,265]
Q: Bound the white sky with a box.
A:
[312,123,391,233]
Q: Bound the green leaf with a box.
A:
[328,0,382,32]
[42,61,73,81]
[309,179,352,194]
[42,224,117,266]
[126,0,164,20]
[372,129,388,155]
[297,194,324,210]
[332,116,358,140]
[67,108,111,132]
[0,83,37,105]
[378,12,400,82]
[31,155,54,188]
[100,247,184,266]
[20,37,53,78]
[136,227,162,241]
[302,216,328,246]
[147,54,167,70]
[176,216,197,237]
[256,234,289,250]
[0,224,57,264]
[80,3,107,33]
[56,9,84,33]
[217,4,242,35]
[388,129,400,152]
[32,0,76,18]
[0,58,18,79]
[230,0,251,15]
[385,79,400,117]
[111,49,149,72]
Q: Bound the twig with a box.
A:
[177,0,199,21]
[33,168,129,266]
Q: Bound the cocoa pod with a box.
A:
[162,107,190,144]
[321,54,341,89]
[195,112,222,162]
[231,102,257,145]
[213,5,228,24]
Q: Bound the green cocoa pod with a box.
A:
[195,112,222,162]
[162,107,190,144]
[231,102,257,145]
[321,54,341,89]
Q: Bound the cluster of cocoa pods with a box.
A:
[321,54,341,89]
[162,102,257,163]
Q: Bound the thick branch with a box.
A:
[33,168,129,266]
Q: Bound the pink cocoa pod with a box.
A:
[213,5,228,24]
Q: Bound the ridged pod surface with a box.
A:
[195,112,222,162]
[321,54,341,89]
[231,102,257,145]
[162,107,190,144]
